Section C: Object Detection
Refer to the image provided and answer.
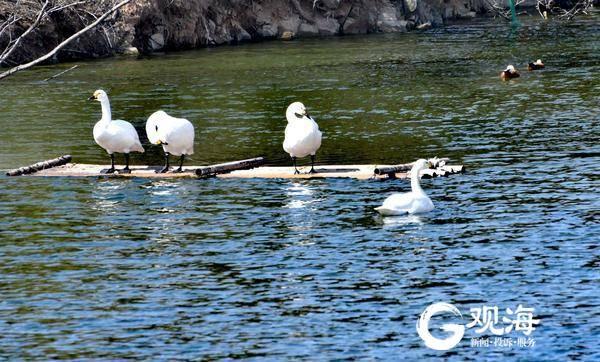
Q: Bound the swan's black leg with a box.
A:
[292,157,300,175]
[157,152,170,173]
[308,155,317,174]
[120,154,132,174]
[104,154,116,174]
[173,155,185,173]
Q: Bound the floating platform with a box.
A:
[6,155,465,180]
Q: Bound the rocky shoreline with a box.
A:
[0,0,547,65]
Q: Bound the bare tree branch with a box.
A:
[0,0,50,66]
[0,0,132,81]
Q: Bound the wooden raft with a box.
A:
[6,155,464,180]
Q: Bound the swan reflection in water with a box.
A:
[379,214,425,227]
[282,181,323,241]
[283,181,321,210]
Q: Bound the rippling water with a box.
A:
[0,15,599,360]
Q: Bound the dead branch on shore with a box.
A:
[483,0,526,20]
[536,0,595,20]
[0,0,131,81]
[483,0,595,20]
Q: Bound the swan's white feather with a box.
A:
[375,192,434,215]
[376,159,435,215]
[94,119,144,154]
[146,110,194,156]
[92,90,144,155]
[283,102,322,158]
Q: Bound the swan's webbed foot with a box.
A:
[308,167,317,174]
[120,167,131,174]
[103,167,116,174]
[171,167,183,173]
[294,168,300,175]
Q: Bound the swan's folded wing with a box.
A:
[376,193,414,215]
[375,206,407,216]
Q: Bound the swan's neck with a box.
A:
[99,98,112,123]
[411,169,425,195]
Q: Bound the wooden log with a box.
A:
[195,157,266,177]
[374,157,452,176]
[6,155,72,176]
[440,165,465,174]
[373,163,412,176]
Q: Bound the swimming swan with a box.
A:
[375,159,435,215]
[283,102,322,174]
[146,110,195,173]
[89,90,144,174]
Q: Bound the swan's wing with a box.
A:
[283,123,298,154]
[110,120,144,152]
[376,192,415,215]
[409,196,435,214]
[164,118,195,155]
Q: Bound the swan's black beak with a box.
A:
[88,95,95,101]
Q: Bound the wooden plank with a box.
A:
[220,165,380,179]
[26,163,463,179]
[33,163,197,178]
[12,156,464,180]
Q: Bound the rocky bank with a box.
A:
[0,0,527,65]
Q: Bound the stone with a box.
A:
[149,26,165,50]
[342,17,368,35]
[121,46,139,55]
[258,23,278,38]
[406,0,418,12]
[416,21,432,30]
[316,17,339,35]
[298,23,319,36]
[377,5,408,33]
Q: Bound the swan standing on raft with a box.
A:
[375,159,435,215]
[283,102,322,174]
[146,110,195,173]
[89,90,144,174]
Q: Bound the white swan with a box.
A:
[146,110,195,173]
[283,102,322,174]
[375,159,435,215]
[89,90,144,174]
